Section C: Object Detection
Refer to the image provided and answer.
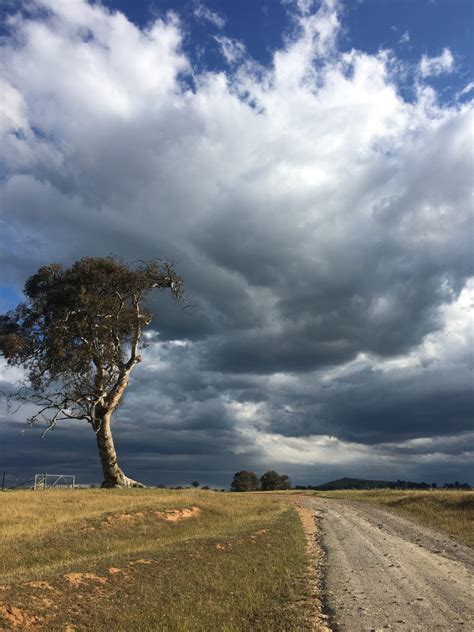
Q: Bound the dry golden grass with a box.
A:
[312,489,474,547]
[0,489,313,631]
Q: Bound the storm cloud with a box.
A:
[0,0,472,486]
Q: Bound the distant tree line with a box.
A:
[230,470,291,492]
[293,480,472,491]
[441,482,472,490]
[92,477,471,493]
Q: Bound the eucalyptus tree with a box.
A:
[230,471,260,492]
[259,471,291,491]
[0,257,184,488]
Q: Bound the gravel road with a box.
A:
[310,497,474,632]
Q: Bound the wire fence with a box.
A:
[1,473,36,490]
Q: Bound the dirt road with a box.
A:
[309,498,474,632]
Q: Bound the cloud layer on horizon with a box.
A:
[0,0,472,485]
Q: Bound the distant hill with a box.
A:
[294,477,472,491]
[313,477,395,490]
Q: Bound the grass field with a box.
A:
[2,488,471,631]
[0,489,313,632]
[312,489,474,547]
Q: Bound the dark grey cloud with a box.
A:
[0,0,473,485]
[264,366,474,443]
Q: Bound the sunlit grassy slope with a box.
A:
[0,489,312,631]
[312,489,474,547]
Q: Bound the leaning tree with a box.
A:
[0,257,183,488]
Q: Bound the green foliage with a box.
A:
[231,471,260,492]
[0,256,183,427]
[260,471,291,491]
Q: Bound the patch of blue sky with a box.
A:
[0,286,22,312]
[95,0,472,105]
[1,1,471,102]
[99,0,288,73]
[342,0,473,105]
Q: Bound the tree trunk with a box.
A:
[95,412,145,488]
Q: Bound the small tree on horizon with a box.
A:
[260,470,291,491]
[0,256,184,488]
[230,470,260,492]
[191,480,200,488]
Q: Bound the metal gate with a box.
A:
[34,473,76,490]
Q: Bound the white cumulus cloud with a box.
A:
[419,48,454,77]
[0,0,472,483]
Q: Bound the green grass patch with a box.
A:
[311,489,474,547]
[0,489,311,631]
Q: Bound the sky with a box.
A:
[0,0,473,488]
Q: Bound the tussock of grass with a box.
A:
[313,489,474,547]
[0,490,311,631]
